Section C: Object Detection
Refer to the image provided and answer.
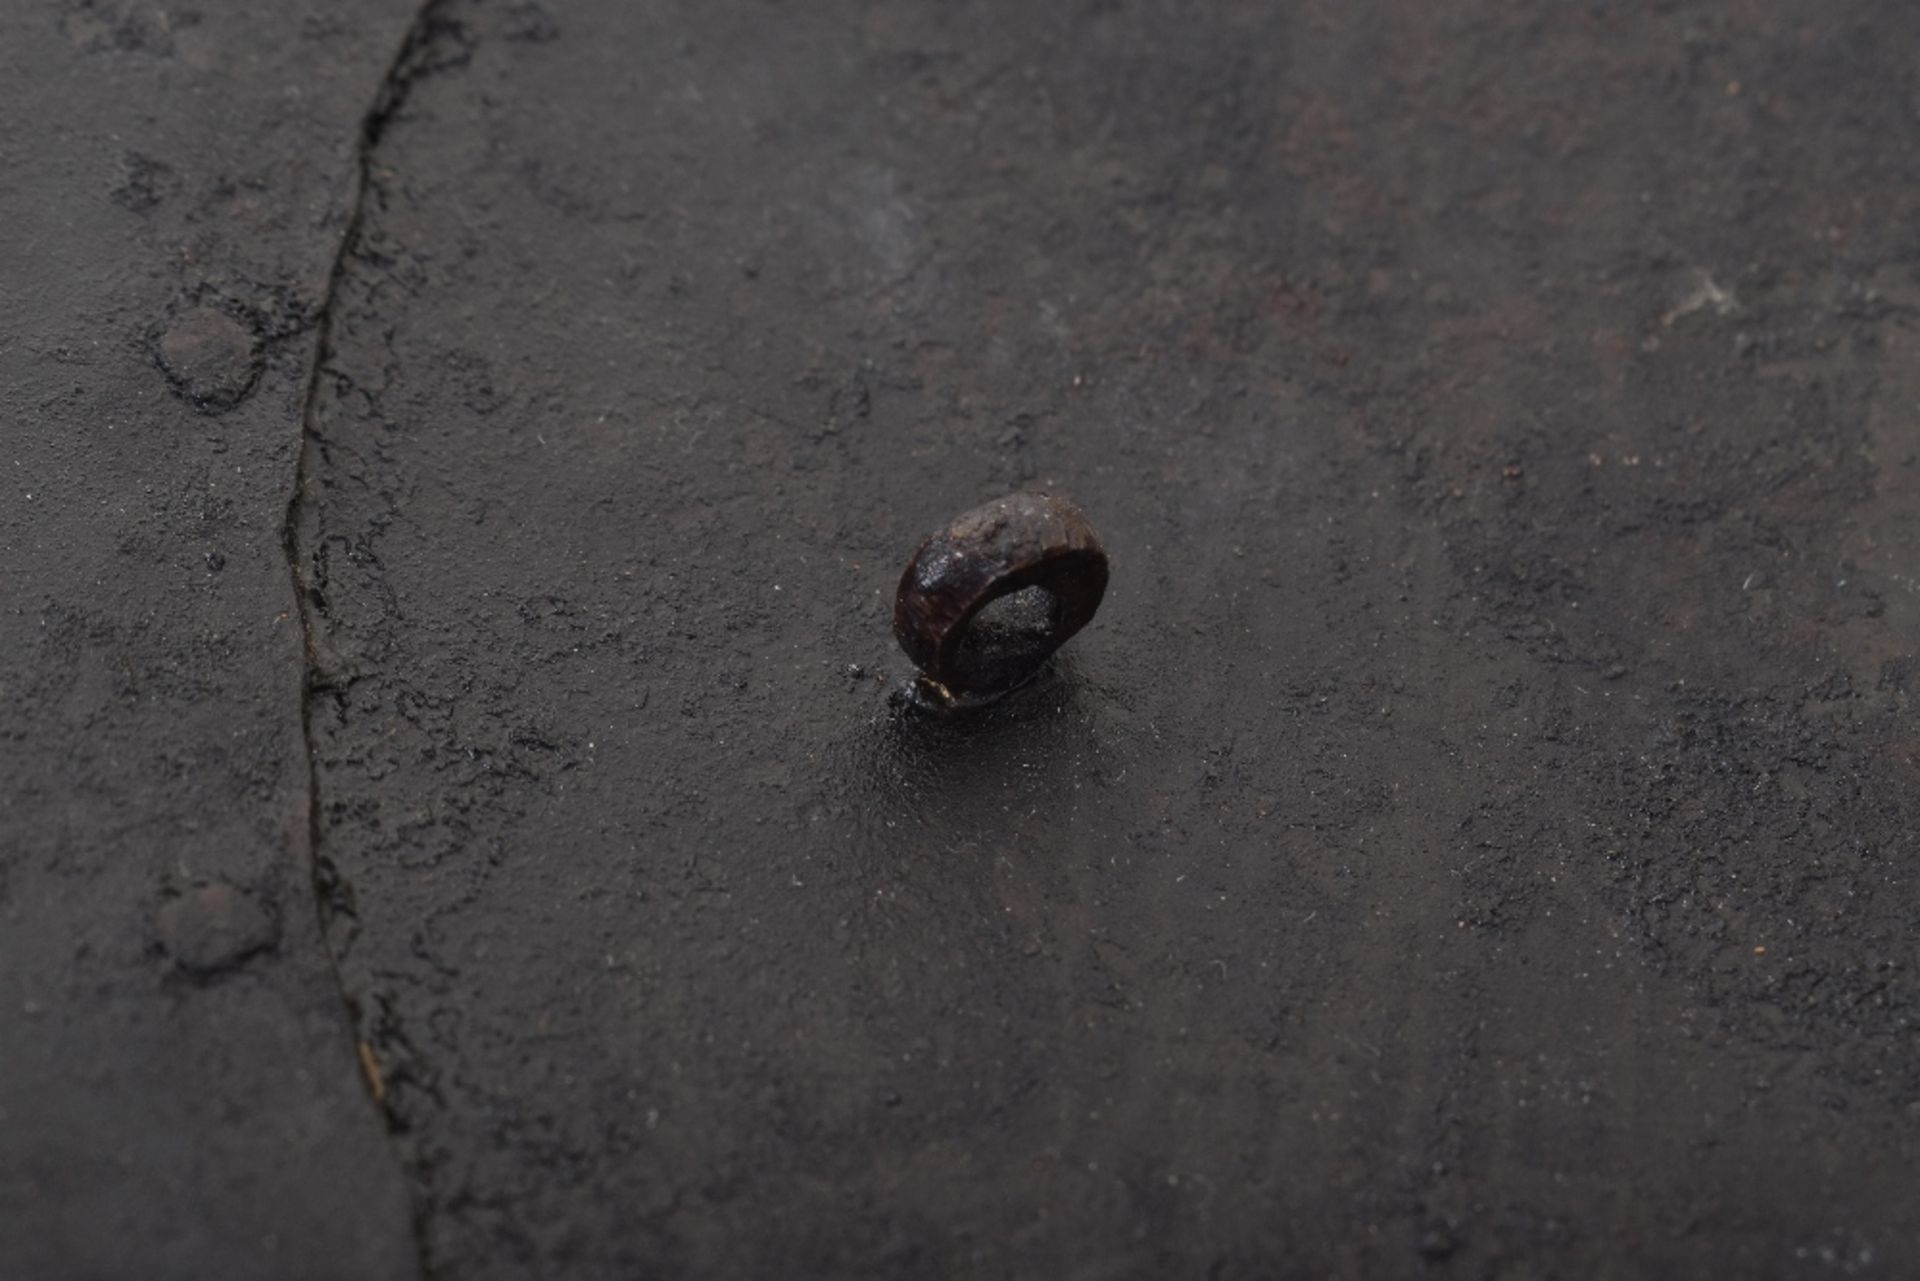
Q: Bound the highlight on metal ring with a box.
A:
[892,491,1109,706]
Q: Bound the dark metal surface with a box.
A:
[0,2,422,1276]
[5,0,1920,1278]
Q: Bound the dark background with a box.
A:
[3,1,1917,1277]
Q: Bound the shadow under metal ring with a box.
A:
[893,491,1109,705]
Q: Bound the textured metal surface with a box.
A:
[6,0,1920,1277]
[0,2,423,1277]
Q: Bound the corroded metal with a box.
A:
[893,492,1109,703]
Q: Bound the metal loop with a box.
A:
[893,492,1109,704]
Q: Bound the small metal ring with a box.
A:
[893,492,1109,704]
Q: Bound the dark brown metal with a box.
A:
[893,492,1109,703]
